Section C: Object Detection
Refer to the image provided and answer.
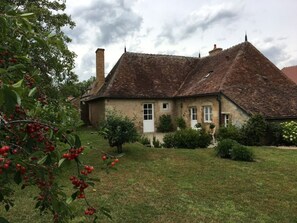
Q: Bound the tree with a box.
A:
[0,4,113,222]
[0,0,77,100]
[99,112,138,153]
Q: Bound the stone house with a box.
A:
[82,41,297,133]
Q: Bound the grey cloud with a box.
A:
[156,3,242,46]
[67,0,142,46]
[261,45,290,67]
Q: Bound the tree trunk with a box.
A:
[117,144,123,153]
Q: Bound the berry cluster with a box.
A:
[84,207,96,215]
[63,147,84,160]
[0,147,11,174]
[69,176,89,200]
[0,50,17,67]
[102,155,119,167]
[80,165,94,175]
[24,74,35,88]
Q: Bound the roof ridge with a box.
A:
[125,51,197,60]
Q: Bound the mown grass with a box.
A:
[1,127,297,223]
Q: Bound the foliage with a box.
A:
[157,114,174,133]
[162,133,175,148]
[175,117,186,129]
[0,81,109,222]
[58,76,95,99]
[152,136,161,148]
[0,3,110,222]
[209,123,215,129]
[99,112,138,153]
[217,124,242,142]
[215,139,238,159]
[216,139,254,162]
[240,114,267,146]
[231,144,254,162]
[29,100,83,131]
[281,121,297,146]
[138,135,151,146]
[163,128,211,149]
[265,122,283,146]
[0,0,77,100]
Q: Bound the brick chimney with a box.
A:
[96,48,105,88]
[209,44,222,56]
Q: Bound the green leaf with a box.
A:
[0,217,10,223]
[3,87,18,113]
[7,64,26,72]
[58,158,65,167]
[13,90,21,105]
[0,68,7,74]
[74,134,81,148]
[37,155,48,165]
[28,87,36,97]
[12,79,23,88]
[20,13,34,17]
[66,191,78,204]
[14,171,22,185]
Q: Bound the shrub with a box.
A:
[241,114,267,146]
[266,122,283,146]
[153,136,161,148]
[176,117,186,129]
[163,133,175,148]
[139,135,151,146]
[157,114,174,132]
[163,128,211,149]
[217,124,241,142]
[231,144,254,162]
[281,121,297,145]
[215,139,238,158]
[99,111,138,153]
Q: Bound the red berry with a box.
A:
[115,158,119,163]
[111,161,116,167]
[102,155,107,161]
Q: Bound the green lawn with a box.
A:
[1,127,297,223]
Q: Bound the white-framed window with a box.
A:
[191,107,197,120]
[222,114,230,127]
[203,106,213,123]
[162,102,169,111]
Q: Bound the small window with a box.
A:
[223,114,230,127]
[162,103,169,110]
[203,106,213,123]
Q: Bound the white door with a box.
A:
[190,107,198,129]
[143,103,154,132]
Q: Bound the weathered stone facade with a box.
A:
[88,96,250,132]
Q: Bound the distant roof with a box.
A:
[282,65,297,84]
[87,42,297,119]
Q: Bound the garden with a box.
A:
[1,127,297,222]
[1,1,297,222]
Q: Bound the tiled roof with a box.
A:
[282,65,297,84]
[88,42,297,119]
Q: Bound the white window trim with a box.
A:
[162,102,169,111]
[204,106,213,123]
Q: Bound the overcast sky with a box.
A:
[64,0,297,81]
